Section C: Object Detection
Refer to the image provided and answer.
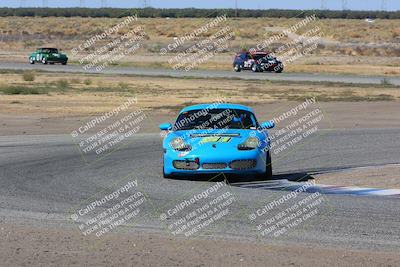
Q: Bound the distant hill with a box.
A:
[0,7,399,19]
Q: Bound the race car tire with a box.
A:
[41,58,48,64]
[49,62,55,65]
[162,164,173,179]
[234,64,241,72]
[274,65,283,73]
[251,64,259,72]
[255,150,273,180]
[62,62,67,65]
[265,150,273,179]
[29,58,35,64]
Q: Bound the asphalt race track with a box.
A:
[1,62,400,85]
[1,128,400,251]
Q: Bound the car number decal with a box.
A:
[200,136,220,143]
[218,137,231,143]
[200,137,231,144]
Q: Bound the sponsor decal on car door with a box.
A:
[244,59,254,68]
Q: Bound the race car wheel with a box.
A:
[29,58,35,64]
[265,150,273,179]
[62,62,67,65]
[41,58,48,64]
[162,164,173,179]
[274,65,283,73]
[234,64,241,72]
[256,150,273,180]
[251,64,259,72]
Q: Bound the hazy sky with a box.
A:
[1,0,399,11]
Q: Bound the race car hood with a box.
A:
[164,128,269,153]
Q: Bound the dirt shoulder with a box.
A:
[314,164,400,189]
[1,101,400,136]
[1,71,399,135]
[1,222,399,267]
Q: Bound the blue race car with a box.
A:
[160,103,275,181]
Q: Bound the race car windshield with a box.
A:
[253,54,268,60]
[174,108,258,130]
[43,48,58,53]
[253,54,274,61]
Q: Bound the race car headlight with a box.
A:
[170,137,191,151]
[238,137,260,150]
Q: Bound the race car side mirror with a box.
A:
[260,121,275,129]
[160,123,172,131]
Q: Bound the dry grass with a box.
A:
[0,71,399,117]
[1,16,399,55]
[285,64,400,76]
[1,17,399,43]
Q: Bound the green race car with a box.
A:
[29,48,68,65]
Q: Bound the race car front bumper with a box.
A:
[163,148,267,176]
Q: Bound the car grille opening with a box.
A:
[202,163,227,170]
[229,160,256,170]
[173,160,199,170]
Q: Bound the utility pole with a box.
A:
[42,0,48,7]
[381,0,388,11]
[80,0,85,8]
[235,0,238,17]
[342,0,348,10]
[320,0,327,10]
[140,0,149,8]
[101,0,107,8]
[20,0,26,7]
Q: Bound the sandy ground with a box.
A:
[1,222,399,267]
[314,164,400,189]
